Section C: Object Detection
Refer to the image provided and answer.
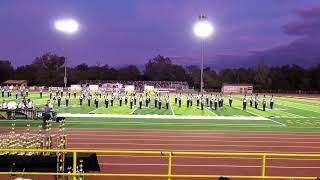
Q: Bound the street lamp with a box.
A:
[193,15,214,92]
[54,19,79,87]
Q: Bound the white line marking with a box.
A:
[70,147,320,154]
[169,102,175,116]
[97,154,320,161]
[88,106,103,114]
[269,119,287,126]
[68,142,320,149]
[98,163,320,169]
[57,113,270,120]
[69,137,320,144]
[130,107,137,114]
[205,107,217,116]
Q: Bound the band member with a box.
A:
[158,96,162,109]
[68,89,71,97]
[190,94,193,106]
[166,96,169,109]
[178,96,181,108]
[56,89,59,97]
[214,95,218,110]
[87,94,91,107]
[139,95,143,109]
[218,94,222,107]
[60,89,64,97]
[94,95,99,108]
[119,95,122,107]
[105,95,109,108]
[201,97,204,110]
[134,94,137,105]
[270,95,274,109]
[7,89,10,97]
[79,94,83,106]
[210,96,213,109]
[65,95,69,107]
[155,95,158,108]
[206,95,209,107]
[15,90,18,99]
[187,95,190,108]
[228,94,233,107]
[243,94,247,111]
[254,94,259,109]
[221,94,224,107]
[250,94,253,107]
[125,94,128,105]
[146,94,150,107]
[196,94,200,107]
[1,88,4,97]
[57,95,61,107]
[110,94,114,106]
[130,96,134,109]
[73,90,77,99]
[175,94,178,104]
[262,95,266,111]
[49,89,52,99]
[25,88,29,97]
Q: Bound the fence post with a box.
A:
[261,154,266,180]
[73,151,77,180]
[168,152,172,180]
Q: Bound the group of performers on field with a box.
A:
[1,86,275,112]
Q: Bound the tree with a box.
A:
[117,65,141,81]
[31,53,65,86]
[0,60,14,82]
[254,61,271,89]
[144,55,174,81]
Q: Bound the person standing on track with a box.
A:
[242,94,247,111]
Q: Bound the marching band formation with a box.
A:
[1,86,276,113]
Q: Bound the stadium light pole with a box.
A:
[54,18,79,88]
[193,15,214,92]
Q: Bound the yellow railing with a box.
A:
[1,148,320,180]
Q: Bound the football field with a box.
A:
[0,92,320,131]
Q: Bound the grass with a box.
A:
[0,92,320,132]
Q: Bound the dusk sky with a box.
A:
[1,0,320,69]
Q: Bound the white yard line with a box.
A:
[88,106,104,114]
[269,119,287,126]
[169,102,175,116]
[130,107,138,114]
[57,113,270,120]
[205,107,217,116]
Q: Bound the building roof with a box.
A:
[2,80,27,85]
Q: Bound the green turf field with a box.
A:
[0,92,319,131]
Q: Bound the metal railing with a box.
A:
[0,148,320,180]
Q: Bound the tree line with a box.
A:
[0,53,319,91]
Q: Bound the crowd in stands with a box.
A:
[78,80,189,91]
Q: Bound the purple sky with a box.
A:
[0,0,320,69]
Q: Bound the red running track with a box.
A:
[2,128,320,180]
